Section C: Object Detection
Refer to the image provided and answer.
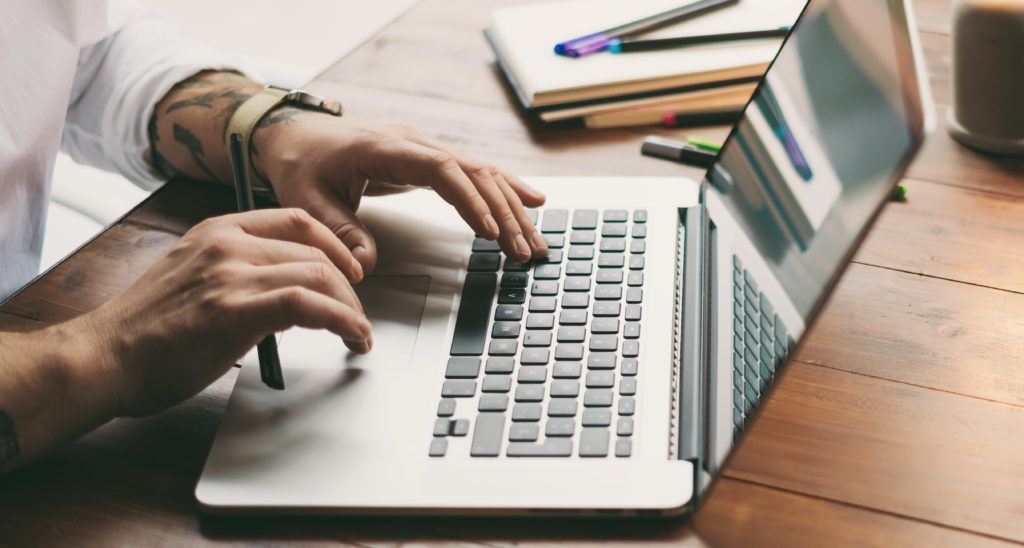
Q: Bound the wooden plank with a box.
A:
[913,0,953,34]
[0,311,42,330]
[128,178,241,236]
[727,362,1024,543]
[0,223,180,323]
[855,180,1024,293]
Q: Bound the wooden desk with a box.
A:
[2,0,1022,545]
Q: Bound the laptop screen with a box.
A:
[709,0,929,319]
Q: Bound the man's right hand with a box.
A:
[77,208,372,417]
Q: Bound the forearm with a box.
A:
[147,70,265,183]
[0,319,117,474]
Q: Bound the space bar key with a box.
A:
[450,272,498,356]
[507,439,573,457]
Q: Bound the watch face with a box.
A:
[286,91,343,116]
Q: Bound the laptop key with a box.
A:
[627,271,644,286]
[441,380,476,398]
[532,280,559,296]
[594,302,621,317]
[546,418,576,437]
[479,394,509,412]
[615,438,632,458]
[445,357,481,378]
[602,224,627,237]
[434,418,451,436]
[526,313,555,330]
[485,357,514,374]
[541,249,563,264]
[622,340,640,358]
[429,437,448,457]
[548,398,578,416]
[587,353,616,370]
[597,269,623,284]
[631,224,647,239]
[550,379,581,398]
[582,408,612,427]
[580,428,610,457]
[512,403,542,421]
[543,234,566,248]
[553,362,583,379]
[437,398,456,417]
[618,397,636,416]
[572,209,599,229]
[599,239,626,252]
[625,304,642,321]
[586,371,615,388]
[620,377,637,396]
[629,255,645,270]
[624,322,640,339]
[633,209,648,223]
[603,210,628,222]
[488,340,517,356]
[559,309,588,325]
[509,423,540,442]
[584,389,614,407]
[449,272,497,356]
[515,384,545,402]
[589,335,618,352]
[568,246,595,260]
[630,240,646,254]
[524,331,552,347]
[507,439,573,457]
[525,209,539,224]
[529,297,557,313]
[591,318,619,334]
[472,237,501,252]
[498,288,527,304]
[494,304,524,322]
[626,288,643,303]
[470,413,506,457]
[541,209,568,233]
[557,326,586,342]
[598,254,625,268]
[482,375,512,393]
[595,285,622,300]
[570,230,597,245]
[500,272,529,288]
[561,293,589,308]
[534,264,561,280]
[563,277,592,292]
[521,348,550,365]
[492,321,520,339]
[451,419,470,436]
[555,343,584,360]
[566,261,593,276]
[468,253,500,272]
[504,260,530,272]
[517,366,547,384]
[620,358,639,376]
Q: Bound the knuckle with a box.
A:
[279,287,308,314]
[308,245,331,266]
[428,151,456,170]
[286,208,317,233]
[307,262,333,288]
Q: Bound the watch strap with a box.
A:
[224,87,289,196]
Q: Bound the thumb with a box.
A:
[305,192,379,276]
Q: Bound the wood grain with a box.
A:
[728,361,1024,543]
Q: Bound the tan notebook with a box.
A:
[583,87,754,128]
[488,0,807,109]
[538,81,757,123]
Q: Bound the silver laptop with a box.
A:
[197,0,933,515]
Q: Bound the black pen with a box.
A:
[229,132,285,390]
[609,27,791,54]
[662,108,745,127]
[641,135,718,168]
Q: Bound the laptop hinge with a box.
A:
[674,201,707,467]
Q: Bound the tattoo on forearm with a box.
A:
[147,112,182,178]
[166,88,253,114]
[172,123,218,181]
[255,106,303,129]
[0,411,20,466]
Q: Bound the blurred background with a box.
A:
[44,0,416,271]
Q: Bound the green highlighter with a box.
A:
[686,136,723,152]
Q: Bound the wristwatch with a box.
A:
[224,86,343,196]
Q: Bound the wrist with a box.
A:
[55,312,123,420]
[249,105,311,194]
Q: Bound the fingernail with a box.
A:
[483,214,499,237]
[514,233,531,259]
[350,257,364,282]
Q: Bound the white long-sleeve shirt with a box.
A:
[0,1,241,300]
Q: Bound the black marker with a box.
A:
[641,135,719,168]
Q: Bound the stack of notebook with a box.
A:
[484,0,807,128]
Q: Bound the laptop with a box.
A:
[197,0,933,515]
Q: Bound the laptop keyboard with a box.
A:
[731,254,790,433]
[430,208,647,458]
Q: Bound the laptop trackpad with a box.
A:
[272,274,431,370]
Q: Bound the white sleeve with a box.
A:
[61,7,259,191]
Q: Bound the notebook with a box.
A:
[486,0,806,117]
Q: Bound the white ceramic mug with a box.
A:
[948,0,1024,155]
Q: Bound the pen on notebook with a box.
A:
[641,135,718,168]
[555,0,739,58]
[755,87,813,181]
[608,27,791,53]
[229,132,286,391]
[662,108,744,127]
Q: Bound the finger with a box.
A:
[501,172,546,208]
[246,262,366,318]
[243,287,373,354]
[221,208,364,282]
[239,238,364,314]
[303,188,380,275]
[495,173,549,258]
[461,163,533,262]
[361,140,499,239]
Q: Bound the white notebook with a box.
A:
[488,0,807,108]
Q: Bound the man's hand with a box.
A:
[148,71,548,271]
[83,208,371,417]
[251,113,549,272]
